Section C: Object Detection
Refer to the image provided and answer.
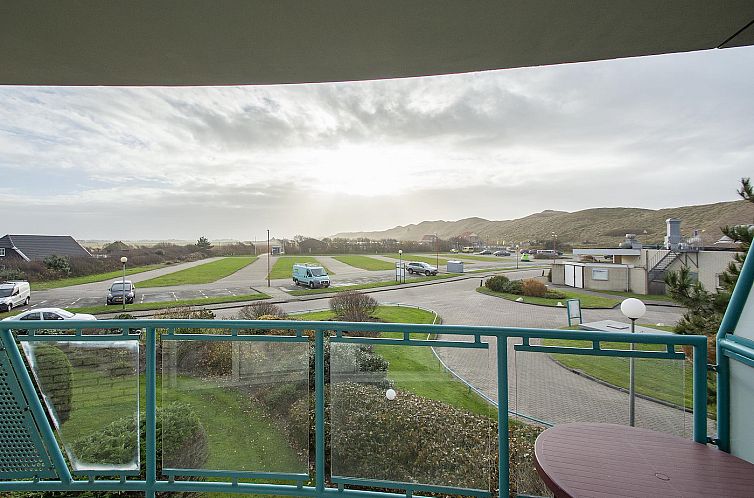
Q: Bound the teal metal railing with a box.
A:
[0,319,709,497]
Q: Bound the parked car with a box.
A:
[478,250,492,255]
[107,280,136,305]
[493,250,511,256]
[292,264,330,289]
[2,307,97,321]
[406,262,438,276]
[0,280,31,311]
[450,248,459,253]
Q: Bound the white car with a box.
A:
[2,307,97,321]
[405,262,439,276]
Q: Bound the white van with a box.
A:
[0,281,31,311]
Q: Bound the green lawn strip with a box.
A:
[294,306,495,419]
[589,289,677,303]
[380,253,460,266]
[138,257,257,287]
[464,265,550,274]
[331,255,395,271]
[66,293,269,315]
[268,256,333,280]
[541,337,695,411]
[476,286,619,309]
[62,368,301,474]
[443,253,504,262]
[30,264,169,290]
[286,274,458,296]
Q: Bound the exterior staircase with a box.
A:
[647,250,680,283]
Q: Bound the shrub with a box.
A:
[32,344,73,424]
[544,290,567,300]
[237,302,288,320]
[521,279,547,297]
[330,291,377,322]
[0,267,25,280]
[485,275,510,293]
[43,254,72,276]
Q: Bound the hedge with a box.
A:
[31,344,73,424]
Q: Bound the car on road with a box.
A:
[2,307,97,321]
[292,264,330,289]
[0,280,31,311]
[107,280,136,305]
[493,250,511,256]
[478,250,492,255]
[405,262,438,276]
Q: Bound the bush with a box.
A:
[237,302,288,320]
[329,291,377,322]
[32,344,73,424]
[544,290,567,300]
[485,275,510,293]
[0,267,25,280]
[43,255,71,276]
[521,279,547,297]
[485,275,523,295]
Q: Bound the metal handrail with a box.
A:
[0,319,709,498]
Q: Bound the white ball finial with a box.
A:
[120,256,128,264]
[385,388,396,400]
[621,298,646,320]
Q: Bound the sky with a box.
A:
[1,46,754,241]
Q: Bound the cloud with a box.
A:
[1,46,753,239]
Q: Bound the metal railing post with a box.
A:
[691,340,708,445]
[496,336,509,496]
[145,327,157,498]
[315,329,326,495]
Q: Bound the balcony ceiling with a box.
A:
[1,1,753,86]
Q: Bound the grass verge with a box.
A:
[268,256,333,280]
[476,286,620,309]
[590,289,678,303]
[381,253,460,266]
[30,264,168,290]
[332,255,395,271]
[295,305,495,419]
[64,293,270,316]
[138,257,256,287]
[287,273,459,296]
[542,336,708,414]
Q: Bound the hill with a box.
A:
[333,200,754,247]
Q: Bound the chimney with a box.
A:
[664,218,681,250]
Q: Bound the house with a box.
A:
[552,220,740,294]
[0,234,92,263]
[250,238,285,256]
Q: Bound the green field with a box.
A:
[444,253,503,262]
[477,286,620,309]
[268,256,333,280]
[381,253,458,267]
[590,289,677,303]
[137,257,256,287]
[332,255,395,271]
[287,273,458,296]
[295,305,495,418]
[542,337,700,412]
[30,264,169,290]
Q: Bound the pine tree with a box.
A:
[196,236,213,254]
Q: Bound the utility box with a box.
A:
[447,260,464,273]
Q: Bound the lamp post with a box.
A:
[435,233,439,271]
[398,249,403,283]
[267,229,270,287]
[515,244,519,270]
[551,232,557,265]
[120,256,128,311]
[621,298,646,427]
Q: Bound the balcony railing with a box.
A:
[0,319,708,497]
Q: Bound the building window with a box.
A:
[0,248,5,257]
[592,268,609,281]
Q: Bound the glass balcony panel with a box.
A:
[330,339,493,491]
[22,340,140,472]
[508,338,693,496]
[161,339,309,474]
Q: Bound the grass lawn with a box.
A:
[138,257,256,287]
[464,266,549,274]
[295,305,496,419]
[61,367,302,474]
[542,337,704,413]
[477,286,620,309]
[286,273,458,296]
[30,264,168,291]
[332,255,395,271]
[62,293,270,316]
[268,256,333,280]
[381,253,460,266]
[444,253,501,262]
[590,289,677,303]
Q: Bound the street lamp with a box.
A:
[515,244,519,270]
[621,298,646,427]
[551,232,557,265]
[267,229,270,287]
[120,256,128,311]
[435,233,439,271]
[398,249,403,283]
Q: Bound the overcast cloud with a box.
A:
[1,46,753,241]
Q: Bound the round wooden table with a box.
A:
[534,423,754,497]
